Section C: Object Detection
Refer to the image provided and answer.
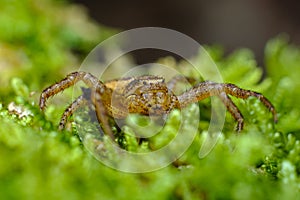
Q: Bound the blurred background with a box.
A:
[73,0,300,66]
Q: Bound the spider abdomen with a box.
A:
[125,87,178,116]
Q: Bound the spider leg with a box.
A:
[218,93,244,132]
[39,71,104,110]
[223,83,278,123]
[177,81,277,128]
[59,95,88,130]
[40,72,115,137]
[93,87,115,140]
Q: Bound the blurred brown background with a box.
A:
[73,0,300,66]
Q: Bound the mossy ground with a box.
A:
[1,0,300,199]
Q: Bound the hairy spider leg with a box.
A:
[218,93,244,131]
[223,83,278,123]
[177,81,277,130]
[93,86,115,140]
[39,71,103,110]
[39,72,115,138]
[59,95,87,130]
[167,76,243,130]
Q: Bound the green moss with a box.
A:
[1,0,300,199]
[0,0,116,100]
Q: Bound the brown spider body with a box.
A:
[101,76,179,118]
[39,71,277,139]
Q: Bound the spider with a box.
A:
[39,71,277,140]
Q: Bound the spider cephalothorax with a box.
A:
[39,71,277,139]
